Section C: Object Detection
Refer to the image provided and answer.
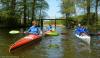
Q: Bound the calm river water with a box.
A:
[0,27,100,58]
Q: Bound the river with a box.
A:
[0,27,100,58]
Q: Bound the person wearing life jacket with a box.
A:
[25,20,42,35]
[47,24,55,31]
[80,25,89,35]
[75,24,88,36]
[74,24,81,34]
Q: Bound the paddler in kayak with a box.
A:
[47,24,55,31]
[75,24,89,36]
[24,20,42,35]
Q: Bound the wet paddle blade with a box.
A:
[9,30,20,34]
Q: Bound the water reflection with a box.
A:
[0,27,100,58]
[41,36,63,58]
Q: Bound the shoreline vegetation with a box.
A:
[0,0,100,31]
[0,24,65,28]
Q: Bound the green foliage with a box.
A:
[61,0,75,16]
[0,10,20,27]
[0,0,49,27]
[74,13,96,25]
[60,0,100,27]
[43,20,65,25]
[80,13,95,25]
[56,20,65,25]
[35,0,49,19]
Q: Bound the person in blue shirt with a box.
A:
[47,24,52,31]
[75,24,88,35]
[74,24,81,34]
[47,24,55,31]
[81,25,89,35]
[25,21,42,35]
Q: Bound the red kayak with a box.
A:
[9,34,41,51]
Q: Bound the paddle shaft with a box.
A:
[61,32,100,36]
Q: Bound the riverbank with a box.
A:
[43,24,65,27]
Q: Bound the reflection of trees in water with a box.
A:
[90,36,100,58]
[91,46,100,58]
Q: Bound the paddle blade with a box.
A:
[9,30,20,34]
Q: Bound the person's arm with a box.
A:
[38,27,43,35]
[84,28,89,34]
[24,27,31,33]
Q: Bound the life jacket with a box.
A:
[27,26,40,34]
[48,26,52,31]
[75,27,85,35]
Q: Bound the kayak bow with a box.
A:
[9,34,41,51]
[75,34,91,45]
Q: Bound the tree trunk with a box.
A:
[65,13,69,28]
[28,8,30,24]
[95,0,98,24]
[8,0,16,26]
[32,0,36,21]
[23,0,27,27]
[10,0,16,15]
[40,0,43,30]
[86,0,90,25]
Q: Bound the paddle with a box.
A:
[9,30,45,36]
[9,30,20,34]
[9,30,29,34]
[60,32,100,36]
[89,33,100,36]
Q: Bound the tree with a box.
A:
[23,0,27,26]
[32,0,36,21]
[35,0,48,19]
[0,0,49,27]
[86,0,91,24]
[95,0,100,24]
[35,0,48,29]
[10,0,16,16]
[61,0,75,18]
[60,0,76,28]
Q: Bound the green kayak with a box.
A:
[45,31,59,36]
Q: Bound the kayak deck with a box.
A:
[9,34,41,51]
[75,34,91,45]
